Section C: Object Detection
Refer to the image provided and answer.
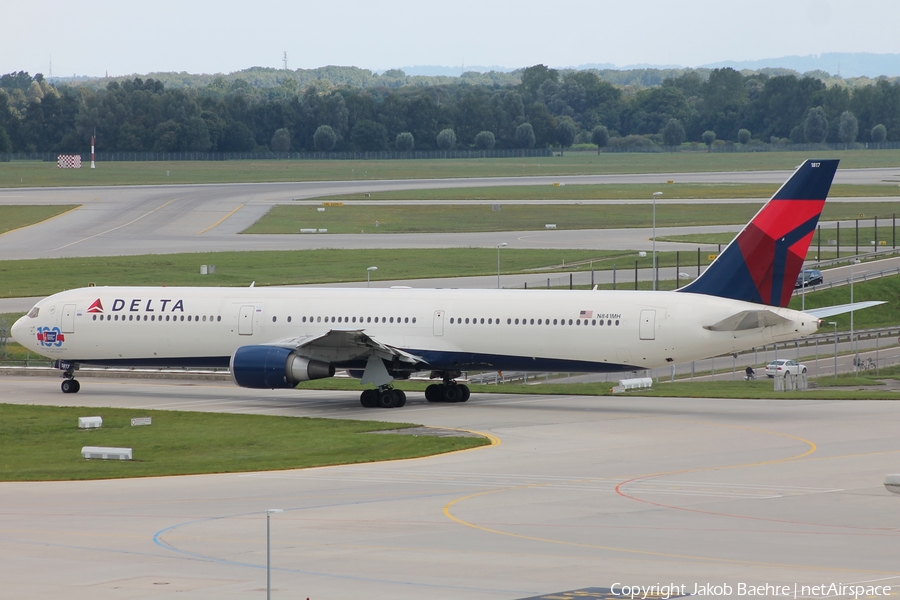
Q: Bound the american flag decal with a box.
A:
[579,310,592,318]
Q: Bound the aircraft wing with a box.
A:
[264,328,427,365]
[804,301,886,319]
[703,310,792,332]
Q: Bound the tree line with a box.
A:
[1,65,899,156]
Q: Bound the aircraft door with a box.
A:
[62,304,76,333]
[639,309,656,340]
[238,305,254,335]
[433,310,445,336]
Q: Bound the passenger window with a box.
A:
[507,318,511,324]
[608,319,612,326]
[272,316,276,322]
[514,318,519,324]
[287,316,291,323]
[553,319,557,325]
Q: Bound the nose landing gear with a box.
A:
[61,369,81,394]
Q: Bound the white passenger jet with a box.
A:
[12,159,881,408]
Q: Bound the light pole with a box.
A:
[850,259,863,373]
[266,508,282,600]
[496,243,507,289]
[366,266,377,288]
[828,321,837,378]
[652,192,662,290]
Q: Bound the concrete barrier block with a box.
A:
[82,446,132,460]
[619,377,652,390]
[78,416,102,429]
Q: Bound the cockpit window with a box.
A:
[26,306,40,318]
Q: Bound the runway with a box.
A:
[1,168,900,260]
[1,377,899,599]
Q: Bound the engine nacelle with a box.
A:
[230,345,335,389]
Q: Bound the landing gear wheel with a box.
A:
[61,379,80,394]
[394,389,406,407]
[378,389,397,408]
[443,384,462,403]
[425,384,443,402]
[360,389,377,408]
[459,384,470,402]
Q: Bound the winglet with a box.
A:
[678,159,839,307]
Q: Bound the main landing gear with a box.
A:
[359,386,406,409]
[425,371,470,403]
[61,368,81,394]
[425,382,470,403]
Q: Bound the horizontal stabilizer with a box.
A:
[805,301,886,319]
[704,309,791,332]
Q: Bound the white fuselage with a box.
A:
[12,286,820,375]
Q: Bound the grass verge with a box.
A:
[0,248,639,297]
[308,183,900,202]
[0,403,489,481]
[0,205,79,235]
[244,201,900,235]
[3,150,900,188]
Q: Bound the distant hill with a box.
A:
[701,53,900,78]
[396,65,515,76]
[396,53,900,80]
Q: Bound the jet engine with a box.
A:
[230,345,334,389]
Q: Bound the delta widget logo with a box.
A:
[87,299,103,313]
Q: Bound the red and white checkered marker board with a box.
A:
[57,154,82,168]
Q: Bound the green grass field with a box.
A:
[3,149,900,188]
[0,404,489,481]
[0,248,652,297]
[0,205,79,235]
[308,183,900,202]
[244,201,900,235]
[0,242,896,302]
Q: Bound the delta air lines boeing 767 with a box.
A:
[12,160,881,408]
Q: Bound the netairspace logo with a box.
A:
[609,582,893,599]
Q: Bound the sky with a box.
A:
[3,0,899,78]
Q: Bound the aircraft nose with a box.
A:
[10,315,29,346]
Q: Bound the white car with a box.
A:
[765,359,808,378]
